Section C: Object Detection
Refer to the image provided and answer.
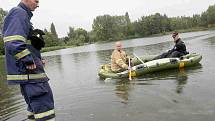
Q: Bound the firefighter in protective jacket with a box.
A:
[2,1,55,120]
[111,41,129,72]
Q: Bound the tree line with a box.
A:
[0,4,215,55]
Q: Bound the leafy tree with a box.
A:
[160,14,171,32]
[50,23,58,38]
[122,12,133,37]
[92,13,134,42]
[206,5,215,26]
[43,31,57,47]
[125,12,131,24]
[200,12,208,27]
[88,31,96,43]
[0,8,7,33]
[67,28,89,46]
[92,15,116,41]
[0,8,7,55]
[43,24,61,47]
[67,26,75,39]
[192,14,201,27]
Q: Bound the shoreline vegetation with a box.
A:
[0,26,214,58]
[41,46,74,53]
[41,27,215,53]
[0,4,215,55]
[0,27,214,59]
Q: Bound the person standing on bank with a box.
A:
[153,32,189,60]
[2,0,55,121]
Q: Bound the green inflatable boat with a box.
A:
[98,53,202,79]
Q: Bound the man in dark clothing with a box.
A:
[2,0,55,120]
[153,32,189,60]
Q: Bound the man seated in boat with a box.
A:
[111,41,130,72]
[153,32,189,60]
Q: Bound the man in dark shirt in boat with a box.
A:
[153,32,189,60]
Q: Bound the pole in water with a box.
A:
[128,57,132,80]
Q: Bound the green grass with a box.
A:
[41,45,74,53]
[0,55,4,59]
[174,27,211,33]
[150,27,210,36]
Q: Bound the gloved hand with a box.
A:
[127,66,131,70]
[127,55,131,59]
[126,56,132,64]
[131,66,136,70]
[127,66,136,71]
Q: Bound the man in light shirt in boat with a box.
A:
[111,41,130,72]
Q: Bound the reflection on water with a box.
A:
[1,30,215,121]
[114,80,134,104]
[176,68,188,94]
[112,63,202,105]
[0,59,24,121]
[204,36,215,47]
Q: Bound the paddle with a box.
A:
[133,53,146,66]
[128,57,132,80]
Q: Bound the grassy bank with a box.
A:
[164,27,215,35]
[0,55,4,59]
[145,27,215,38]
[95,27,215,44]
[41,45,74,53]
[0,27,215,57]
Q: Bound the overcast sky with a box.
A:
[1,0,214,37]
